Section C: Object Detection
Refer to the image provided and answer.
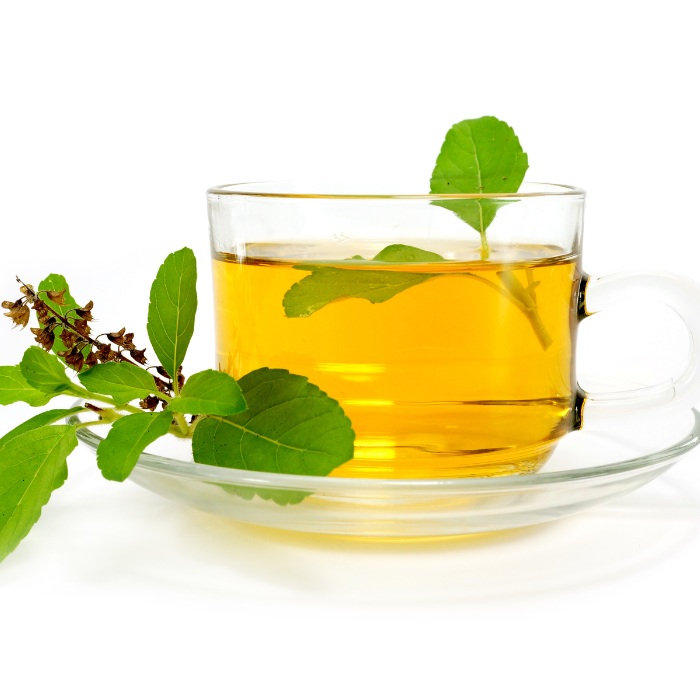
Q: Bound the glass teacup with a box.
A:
[207,182,700,478]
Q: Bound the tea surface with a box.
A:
[212,243,581,478]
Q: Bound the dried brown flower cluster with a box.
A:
[3,277,183,408]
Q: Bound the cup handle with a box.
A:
[580,269,700,427]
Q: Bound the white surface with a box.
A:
[2,0,700,698]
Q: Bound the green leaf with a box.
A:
[79,362,157,404]
[192,367,354,476]
[38,274,90,367]
[96,410,173,482]
[430,116,529,240]
[0,407,86,451]
[147,248,197,384]
[0,366,52,407]
[220,483,311,507]
[0,425,77,563]
[19,347,76,396]
[283,244,443,318]
[168,369,246,416]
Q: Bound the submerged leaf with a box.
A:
[283,244,444,318]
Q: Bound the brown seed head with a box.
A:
[60,328,77,349]
[44,289,68,306]
[73,318,91,337]
[57,346,85,372]
[31,326,56,351]
[139,395,160,412]
[106,328,126,344]
[5,304,30,328]
[32,299,51,325]
[129,348,147,364]
[85,351,98,369]
[75,301,94,321]
[155,366,171,379]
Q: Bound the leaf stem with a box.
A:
[478,202,491,261]
[172,411,190,437]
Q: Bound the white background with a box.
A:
[1,1,699,698]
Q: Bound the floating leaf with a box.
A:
[147,248,197,386]
[79,362,157,405]
[0,365,52,407]
[96,410,173,482]
[168,369,246,416]
[192,367,354,476]
[283,244,443,318]
[0,425,77,563]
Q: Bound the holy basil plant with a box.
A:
[0,248,355,564]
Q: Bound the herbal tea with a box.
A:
[213,243,581,478]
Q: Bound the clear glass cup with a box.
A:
[207,181,700,479]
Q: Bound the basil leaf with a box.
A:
[283,244,443,318]
[0,407,85,450]
[0,425,77,563]
[221,483,311,506]
[147,248,197,384]
[19,347,76,396]
[430,116,528,241]
[192,367,354,476]
[0,365,52,407]
[79,362,157,404]
[96,410,173,482]
[168,369,246,416]
[38,274,90,366]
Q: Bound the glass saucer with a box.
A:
[69,375,700,537]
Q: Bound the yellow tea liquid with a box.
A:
[212,244,581,478]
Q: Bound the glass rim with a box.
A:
[207,181,586,200]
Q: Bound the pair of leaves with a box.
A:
[94,369,247,482]
[430,116,529,243]
[97,367,354,486]
[283,244,445,318]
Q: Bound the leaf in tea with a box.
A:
[283,244,444,318]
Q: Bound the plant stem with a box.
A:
[477,202,491,261]
[172,411,190,437]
